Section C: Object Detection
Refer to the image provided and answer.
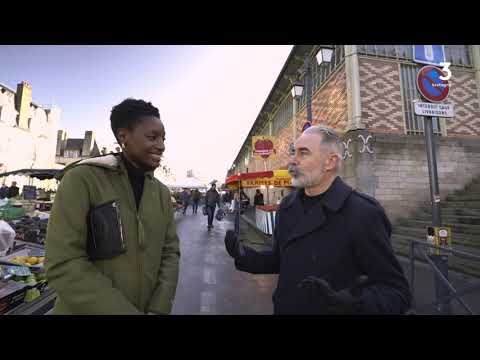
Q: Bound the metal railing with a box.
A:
[408,239,480,315]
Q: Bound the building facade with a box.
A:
[55,130,101,165]
[0,81,61,189]
[228,45,480,222]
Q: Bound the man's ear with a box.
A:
[326,153,340,172]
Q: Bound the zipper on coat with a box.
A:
[119,166,145,309]
[112,201,126,250]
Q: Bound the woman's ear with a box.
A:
[116,128,128,148]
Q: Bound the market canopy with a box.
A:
[0,169,61,180]
[225,170,291,189]
[164,177,208,190]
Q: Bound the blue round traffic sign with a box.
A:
[416,66,450,103]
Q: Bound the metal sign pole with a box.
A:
[424,116,451,315]
[235,180,240,236]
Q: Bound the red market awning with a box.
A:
[225,170,291,189]
[225,171,273,185]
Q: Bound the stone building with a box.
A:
[227,45,480,222]
[55,130,100,165]
[0,81,61,190]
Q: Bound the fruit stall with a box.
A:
[0,240,55,315]
[0,169,59,315]
[225,170,292,235]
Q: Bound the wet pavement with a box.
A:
[171,209,277,315]
[171,207,480,315]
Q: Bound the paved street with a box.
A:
[171,206,480,315]
[171,209,277,315]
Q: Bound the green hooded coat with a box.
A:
[45,154,180,315]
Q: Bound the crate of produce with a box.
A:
[0,280,28,314]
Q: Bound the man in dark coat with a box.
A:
[205,182,221,230]
[7,182,19,198]
[180,188,191,215]
[0,183,8,199]
[224,125,411,314]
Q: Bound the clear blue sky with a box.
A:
[0,45,292,183]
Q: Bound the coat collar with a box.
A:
[56,152,154,181]
[281,177,353,249]
[281,176,353,213]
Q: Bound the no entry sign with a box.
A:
[416,66,450,103]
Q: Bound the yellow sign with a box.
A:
[427,226,453,256]
[252,136,277,160]
[434,226,452,256]
[242,178,291,188]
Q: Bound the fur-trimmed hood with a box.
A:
[55,153,121,181]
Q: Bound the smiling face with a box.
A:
[116,115,165,171]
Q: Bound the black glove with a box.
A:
[298,275,369,314]
[224,230,244,259]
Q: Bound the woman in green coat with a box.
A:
[45,99,180,315]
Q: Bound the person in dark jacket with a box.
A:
[7,182,19,198]
[191,189,201,214]
[0,183,8,199]
[205,183,221,230]
[224,125,411,314]
[253,189,264,206]
[180,188,191,215]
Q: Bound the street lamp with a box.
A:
[316,47,334,66]
[291,79,304,99]
[291,45,335,131]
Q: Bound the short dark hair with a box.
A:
[110,98,160,140]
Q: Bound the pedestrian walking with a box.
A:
[192,189,201,214]
[205,182,221,230]
[180,188,191,215]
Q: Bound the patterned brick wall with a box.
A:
[256,65,349,173]
[358,58,404,134]
[295,64,348,134]
[447,69,480,136]
[358,57,480,137]
[269,125,292,171]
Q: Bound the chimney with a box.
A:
[56,130,67,156]
[82,131,94,157]
[15,81,32,130]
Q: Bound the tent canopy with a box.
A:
[0,169,61,180]
[164,177,207,190]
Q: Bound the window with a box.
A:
[358,45,472,67]
[272,94,293,134]
[65,150,80,158]
[445,45,471,67]
[400,64,444,136]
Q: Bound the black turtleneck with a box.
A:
[121,153,146,210]
[300,189,326,214]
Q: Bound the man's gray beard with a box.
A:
[291,177,305,188]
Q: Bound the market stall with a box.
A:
[0,238,54,315]
[0,168,59,315]
[225,170,292,235]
